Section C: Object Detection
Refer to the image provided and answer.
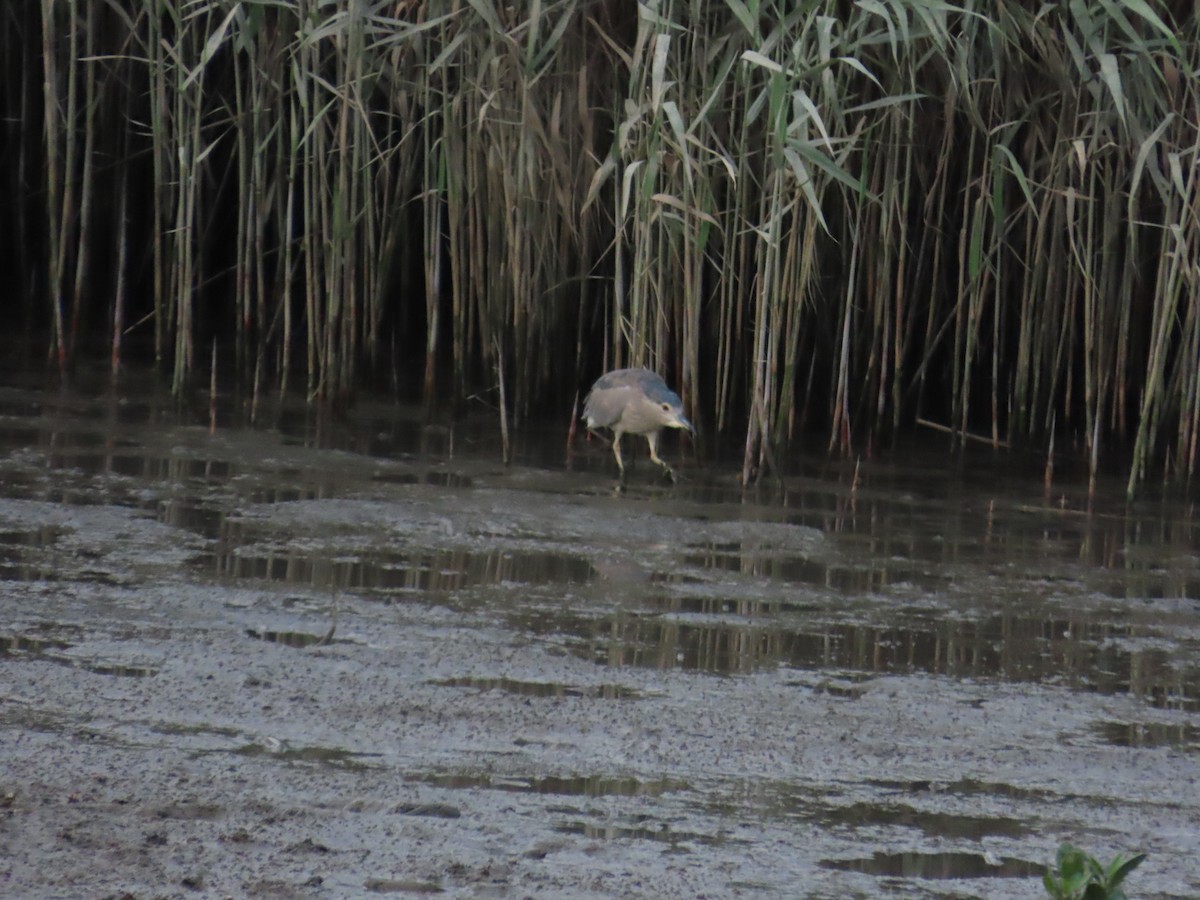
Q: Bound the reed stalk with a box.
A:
[4,0,1199,492]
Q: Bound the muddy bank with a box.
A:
[1,383,1198,897]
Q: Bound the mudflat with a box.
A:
[1,383,1197,898]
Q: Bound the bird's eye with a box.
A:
[661,403,670,412]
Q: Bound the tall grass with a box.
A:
[2,0,1199,493]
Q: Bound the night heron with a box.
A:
[582,367,694,483]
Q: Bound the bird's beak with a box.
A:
[676,414,695,434]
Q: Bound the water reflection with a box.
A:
[1,371,1198,721]
[410,771,686,798]
[555,820,729,847]
[714,454,1199,594]
[0,630,157,677]
[231,742,382,770]
[431,676,639,699]
[1092,720,1200,749]
[208,540,595,591]
[510,606,1198,709]
[0,526,68,581]
[714,777,1032,840]
[244,627,332,648]
[157,502,225,535]
[0,632,73,655]
[682,545,938,593]
[821,850,1043,879]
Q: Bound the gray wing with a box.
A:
[633,371,683,407]
[583,380,642,428]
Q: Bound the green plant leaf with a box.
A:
[784,137,872,201]
[1105,852,1146,886]
[1057,844,1086,881]
[182,4,238,90]
[1113,0,1183,54]
[1063,870,1090,893]
[463,0,503,33]
[723,0,757,39]
[1097,53,1127,128]
[993,145,1035,218]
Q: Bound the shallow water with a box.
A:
[1,367,1198,897]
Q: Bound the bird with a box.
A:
[582,367,694,483]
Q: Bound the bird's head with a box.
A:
[649,393,694,433]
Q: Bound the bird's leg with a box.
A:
[646,431,676,482]
[586,426,613,447]
[611,433,627,485]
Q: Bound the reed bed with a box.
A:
[2,0,1198,493]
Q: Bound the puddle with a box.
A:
[431,676,639,699]
[0,526,69,580]
[82,661,158,677]
[157,502,225,537]
[153,722,243,738]
[0,526,66,547]
[243,487,324,504]
[911,778,1061,804]
[27,451,237,482]
[410,772,687,798]
[232,743,383,770]
[394,802,462,819]
[1,631,154,676]
[0,633,74,655]
[814,802,1028,840]
[419,471,472,488]
[363,877,444,894]
[372,470,472,488]
[1092,720,1200,749]
[207,544,595,591]
[146,802,225,821]
[244,628,333,648]
[713,779,1032,843]
[555,819,734,847]
[821,850,1044,879]
[683,547,937,593]
[525,605,1200,707]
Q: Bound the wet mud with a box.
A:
[1,374,1198,897]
